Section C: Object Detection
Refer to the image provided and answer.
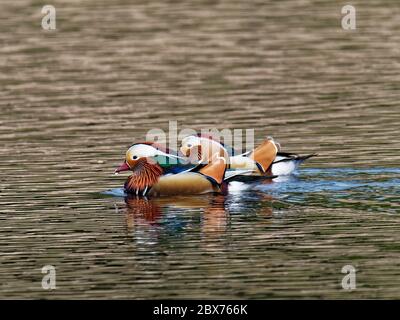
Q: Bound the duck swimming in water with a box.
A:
[114,142,235,197]
[180,134,316,177]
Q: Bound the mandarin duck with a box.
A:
[180,134,316,177]
[114,142,243,197]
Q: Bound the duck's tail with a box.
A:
[271,153,318,176]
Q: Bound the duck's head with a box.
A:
[115,143,181,195]
[115,143,180,173]
[180,135,229,164]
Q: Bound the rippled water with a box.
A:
[1,0,400,299]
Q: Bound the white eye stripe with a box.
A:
[127,144,184,160]
[127,144,159,158]
[182,136,200,147]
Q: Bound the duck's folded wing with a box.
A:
[228,140,277,173]
[224,169,277,183]
[151,154,196,174]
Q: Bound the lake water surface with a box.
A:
[1,0,400,299]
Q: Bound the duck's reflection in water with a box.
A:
[122,187,274,247]
[124,196,162,228]
[201,195,228,235]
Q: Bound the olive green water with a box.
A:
[1,0,400,299]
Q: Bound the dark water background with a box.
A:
[1,0,399,298]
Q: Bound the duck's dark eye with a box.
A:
[187,144,192,148]
[132,155,138,160]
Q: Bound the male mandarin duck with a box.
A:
[180,134,316,177]
[114,142,236,197]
